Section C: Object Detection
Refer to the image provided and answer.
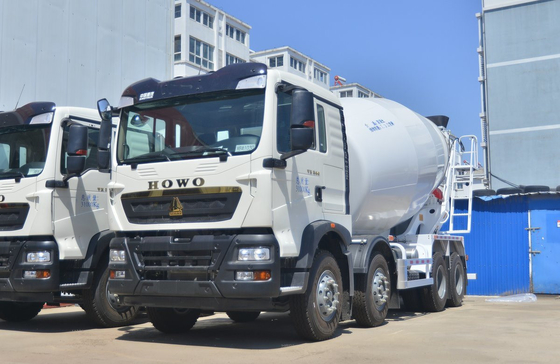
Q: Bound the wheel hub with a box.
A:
[436,265,447,299]
[372,268,390,308]
[316,270,340,321]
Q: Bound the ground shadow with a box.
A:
[0,306,149,333]
[116,311,350,350]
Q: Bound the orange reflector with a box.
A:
[253,270,271,281]
[37,270,51,279]
[330,223,336,228]
[432,188,444,200]
[465,255,469,261]
[75,149,88,156]
[303,120,315,128]
[388,235,395,242]
[110,270,115,279]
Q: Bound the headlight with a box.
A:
[26,251,51,263]
[110,249,126,263]
[238,247,270,261]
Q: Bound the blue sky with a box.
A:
[207,0,483,140]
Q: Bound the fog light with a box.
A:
[235,270,271,281]
[110,270,126,279]
[23,270,51,279]
[238,247,270,261]
[110,249,126,263]
[26,251,51,263]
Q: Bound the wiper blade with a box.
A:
[122,153,171,165]
[0,171,25,181]
[173,147,231,161]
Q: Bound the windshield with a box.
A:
[0,125,51,180]
[117,89,265,165]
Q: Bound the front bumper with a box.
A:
[108,233,288,310]
[0,239,60,302]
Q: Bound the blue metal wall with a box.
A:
[452,194,560,295]
[462,196,530,295]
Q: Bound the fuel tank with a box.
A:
[340,97,449,235]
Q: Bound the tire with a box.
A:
[148,307,200,334]
[290,250,342,341]
[226,311,260,322]
[0,302,43,322]
[447,253,466,307]
[421,252,447,312]
[82,257,139,327]
[352,253,390,327]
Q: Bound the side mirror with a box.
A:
[66,124,88,175]
[97,98,112,121]
[280,89,315,160]
[291,126,314,151]
[96,98,113,170]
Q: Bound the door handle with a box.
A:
[315,186,325,202]
[529,250,541,255]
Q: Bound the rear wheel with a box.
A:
[0,302,43,322]
[353,253,390,327]
[148,307,200,334]
[290,250,342,341]
[447,253,466,307]
[421,252,447,312]
[82,257,139,327]
[226,311,260,322]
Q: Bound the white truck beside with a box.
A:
[0,103,137,327]
[96,62,476,340]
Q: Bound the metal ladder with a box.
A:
[441,135,478,234]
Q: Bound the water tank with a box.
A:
[341,98,449,235]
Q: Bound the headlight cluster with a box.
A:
[110,249,126,263]
[238,247,270,261]
[26,251,51,263]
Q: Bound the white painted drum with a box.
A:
[340,97,449,235]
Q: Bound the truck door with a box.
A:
[52,121,109,259]
[271,91,346,256]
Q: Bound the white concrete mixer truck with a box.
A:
[94,62,477,341]
[0,103,138,327]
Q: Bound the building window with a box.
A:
[339,90,353,98]
[174,35,181,61]
[269,56,284,68]
[226,24,246,44]
[189,37,214,70]
[314,68,327,84]
[190,6,214,28]
[358,91,369,98]
[174,3,181,18]
[226,53,246,65]
[290,57,305,73]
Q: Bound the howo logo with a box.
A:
[148,178,205,190]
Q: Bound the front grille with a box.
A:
[0,241,23,270]
[127,235,233,281]
[122,187,242,224]
[0,203,29,231]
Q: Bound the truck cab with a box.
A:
[0,103,137,326]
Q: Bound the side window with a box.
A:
[276,91,292,153]
[60,124,99,174]
[0,144,10,169]
[316,104,327,153]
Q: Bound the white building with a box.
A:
[174,0,251,77]
[0,0,173,109]
[250,46,331,90]
[330,83,382,99]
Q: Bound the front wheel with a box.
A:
[290,250,342,341]
[0,302,43,322]
[352,253,390,327]
[447,253,466,307]
[82,257,139,327]
[421,252,447,312]
[226,311,260,322]
[148,307,200,333]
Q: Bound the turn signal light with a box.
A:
[23,270,51,279]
